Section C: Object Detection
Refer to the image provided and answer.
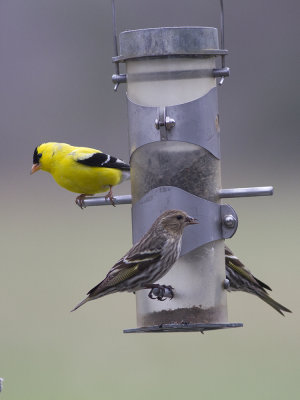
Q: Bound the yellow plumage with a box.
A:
[31,142,130,207]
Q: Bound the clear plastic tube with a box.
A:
[127,57,216,107]
[126,55,227,327]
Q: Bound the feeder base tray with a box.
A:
[124,322,243,334]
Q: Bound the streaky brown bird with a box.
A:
[72,209,198,311]
[225,246,291,316]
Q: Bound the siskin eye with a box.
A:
[176,215,183,220]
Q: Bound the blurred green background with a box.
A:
[0,0,299,399]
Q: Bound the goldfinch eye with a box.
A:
[176,215,183,220]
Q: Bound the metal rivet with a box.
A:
[155,116,175,131]
[165,116,176,130]
[223,214,236,228]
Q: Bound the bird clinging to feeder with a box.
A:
[71,209,198,311]
[225,246,291,316]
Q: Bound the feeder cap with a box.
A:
[114,26,227,62]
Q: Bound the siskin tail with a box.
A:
[259,292,292,316]
[71,297,90,312]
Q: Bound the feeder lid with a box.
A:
[114,27,227,62]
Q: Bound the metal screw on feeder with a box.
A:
[83,1,274,333]
[223,215,237,229]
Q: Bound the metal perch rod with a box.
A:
[82,186,273,207]
[219,186,273,198]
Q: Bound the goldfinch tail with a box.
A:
[71,297,90,312]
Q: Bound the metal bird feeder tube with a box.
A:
[114,26,242,333]
[81,1,274,333]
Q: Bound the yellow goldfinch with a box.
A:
[31,142,130,207]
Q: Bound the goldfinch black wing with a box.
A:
[71,149,130,171]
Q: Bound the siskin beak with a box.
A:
[186,215,198,224]
[30,163,41,175]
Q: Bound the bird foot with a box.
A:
[105,187,116,207]
[75,194,87,209]
[148,285,174,301]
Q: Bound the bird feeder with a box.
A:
[83,1,273,333]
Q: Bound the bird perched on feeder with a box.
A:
[71,209,198,311]
[30,142,130,208]
[225,246,291,316]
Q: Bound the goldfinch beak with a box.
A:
[30,163,41,175]
[186,216,198,224]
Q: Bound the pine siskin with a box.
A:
[71,209,198,311]
[225,246,291,315]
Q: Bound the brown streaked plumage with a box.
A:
[225,246,291,316]
[71,210,198,311]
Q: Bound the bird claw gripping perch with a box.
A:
[75,194,87,209]
[148,285,174,301]
[76,189,117,209]
[105,195,116,207]
[105,186,116,207]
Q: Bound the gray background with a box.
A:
[0,1,299,399]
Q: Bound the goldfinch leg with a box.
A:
[144,284,174,301]
[75,194,87,209]
[105,186,116,207]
